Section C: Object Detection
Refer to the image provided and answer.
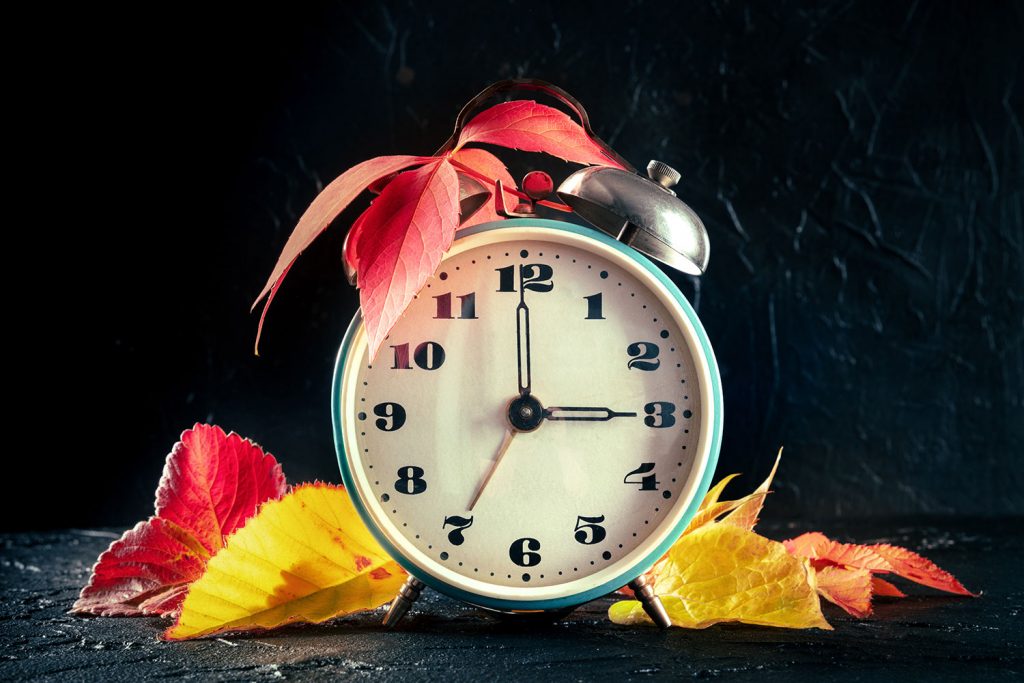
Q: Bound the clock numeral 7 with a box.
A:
[496,264,554,292]
[442,515,473,546]
[574,515,607,545]
[509,537,541,567]
[433,292,477,320]
[391,341,446,370]
[624,463,659,491]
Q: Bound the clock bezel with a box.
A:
[331,218,723,611]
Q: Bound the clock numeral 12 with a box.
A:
[624,463,659,491]
[574,515,607,544]
[509,537,541,567]
[496,264,554,292]
[442,515,473,546]
[433,292,477,320]
[391,341,446,370]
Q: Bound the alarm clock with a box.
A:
[331,80,722,628]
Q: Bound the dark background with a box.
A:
[10,2,1021,531]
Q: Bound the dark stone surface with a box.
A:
[2,520,1021,681]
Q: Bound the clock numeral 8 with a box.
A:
[574,515,607,545]
[509,537,541,567]
[644,401,676,428]
[391,341,446,370]
[394,466,427,495]
[373,402,406,431]
[624,463,659,491]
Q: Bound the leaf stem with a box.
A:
[446,157,573,213]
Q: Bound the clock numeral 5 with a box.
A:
[644,401,676,428]
[509,537,541,567]
[624,463,659,491]
[394,466,427,495]
[496,264,554,293]
[627,342,660,371]
[433,292,477,320]
[373,402,406,431]
[442,515,473,546]
[391,341,446,370]
[574,515,607,545]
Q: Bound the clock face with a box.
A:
[335,224,719,605]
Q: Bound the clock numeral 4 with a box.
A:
[442,515,473,546]
[496,264,554,293]
[509,537,541,567]
[644,401,676,428]
[391,341,446,370]
[373,402,406,431]
[433,292,477,320]
[584,293,605,320]
[624,463,659,491]
[394,466,427,495]
[574,515,607,545]
[627,342,660,371]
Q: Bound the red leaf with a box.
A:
[783,532,892,573]
[71,424,288,617]
[868,544,977,596]
[815,566,874,618]
[454,100,627,169]
[252,154,435,353]
[871,576,907,598]
[343,206,373,279]
[450,148,519,229]
[353,157,460,359]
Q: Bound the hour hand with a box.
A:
[543,406,638,422]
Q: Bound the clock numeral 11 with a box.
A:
[433,292,477,320]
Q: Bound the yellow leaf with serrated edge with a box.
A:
[609,523,831,630]
[720,447,783,531]
[163,483,406,640]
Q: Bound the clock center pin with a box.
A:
[507,394,545,432]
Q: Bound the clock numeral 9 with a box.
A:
[391,341,446,370]
[644,401,676,428]
[574,515,607,545]
[624,463,659,491]
[509,537,541,567]
[433,292,477,320]
[373,402,406,431]
[627,342,660,371]
[496,264,554,292]
[394,466,427,495]
[442,515,473,546]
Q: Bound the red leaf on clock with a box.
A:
[353,157,461,359]
[251,154,436,354]
[71,424,287,617]
[450,147,520,229]
[454,100,628,169]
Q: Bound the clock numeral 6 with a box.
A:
[373,402,406,431]
[391,341,446,370]
[644,401,676,428]
[627,342,660,371]
[509,537,541,567]
[624,463,659,491]
[442,515,473,546]
[394,466,427,495]
[574,515,607,545]
[496,264,554,293]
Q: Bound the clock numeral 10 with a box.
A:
[496,264,554,292]
[624,463,659,491]
[394,466,427,495]
[627,342,660,371]
[433,292,477,320]
[574,515,607,545]
[509,537,541,567]
[373,402,406,431]
[584,293,605,320]
[442,515,473,546]
[391,341,446,370]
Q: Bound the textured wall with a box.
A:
[13,2,1021,529]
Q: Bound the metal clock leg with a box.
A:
[628,574,671,629]
[382,575,426,628]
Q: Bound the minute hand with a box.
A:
[544,406,638,422]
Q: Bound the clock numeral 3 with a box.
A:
[509,537,541,567]
[584,293,605,320]
[624,463,659,491]
[574,515,607,545]
[496,264,554,292]
[390,341,446,370]
[644,401,676,428]
[442,515,473,546]
[394,466,427,495]
[373,402,406,431]
[433,292,477,320]
[627,342,660,371]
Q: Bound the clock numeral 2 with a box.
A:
[509,537,541,567]
[627,342,660,371]
[624,463,659,491]
[644,401,676,428]
[442,515,473,546]
[574,515,607,545]
[373,402,406,431]
[584,293,605,320]
[496,264,554,293]
[394,466,427,495]
[433,292,477,320]
[391,341,446,370]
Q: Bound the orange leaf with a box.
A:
[869,544,977,596]
[815,566,874,618]
[871,576,906,598]
[783,532,891,573]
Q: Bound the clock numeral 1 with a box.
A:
[574,515,607,545]
[584,293,605,320]
[627,342,660,371]
[390,341,446,370]
[624,463,659,491]
[509,537,541,567]
[644,401,677,428]
[442,515,473,546]
[433,292,477,320]
[496,264,554,292]
[394,466,427,495]
[373,402,406,431]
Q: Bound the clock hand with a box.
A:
[516,269,531,396]
[467,428,517,511]
[543,406,638,422]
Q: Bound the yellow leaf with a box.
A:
[163,483,407,640]
[609,523,831,630]
[682,491,767,536]
[721,446,783,531]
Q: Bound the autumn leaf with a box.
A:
[453,100,627,169]
[72,424,287,617]
[814,566,874,618]
[450,147,520,228]
[163,483,407,640]
[609,523,831,630]
[353,157,461,360]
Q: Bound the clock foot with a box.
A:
[628,574,671,629]
[382,575,426,628]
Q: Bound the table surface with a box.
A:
[1,519,1021,681]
